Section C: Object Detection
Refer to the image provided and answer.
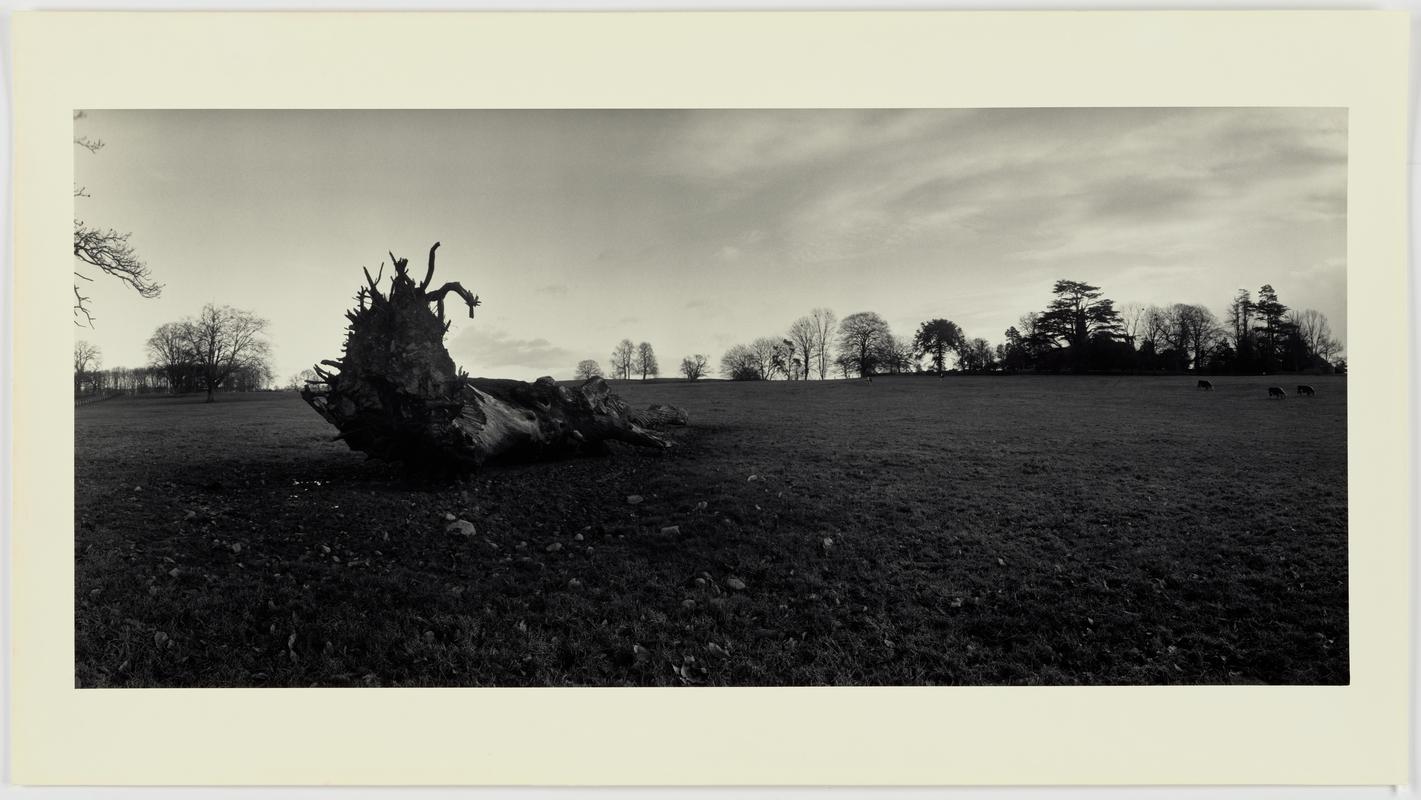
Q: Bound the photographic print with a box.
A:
[72,107,1350,689]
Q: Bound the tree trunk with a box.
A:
[300,243,683,471]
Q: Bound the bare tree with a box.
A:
[182,304,271,403]
[1289,309,1343,365]
[679,354,709,380]
[147,321,195,394]
[836,312,891,377]
[610,340,635,380]
[720,344,761,380]
[1118,302,1147,346]
[634,342,659,380]
[73,111,162,326]
[787,316,817,380]
[74,340,101,394]
[749,337,788,379]
[810,307,837,379]
[575,359,603,381]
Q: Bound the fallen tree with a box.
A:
[301,243,682,469]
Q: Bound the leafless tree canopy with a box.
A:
[679,354,708,380]
[575,359,604,381]
[610,340,635,381]
[181,305,272,402]
[634,341,659,380]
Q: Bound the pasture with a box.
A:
[74,375,1348,686]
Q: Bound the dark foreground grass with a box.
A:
[75,375,1347,687]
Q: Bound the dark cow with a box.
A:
[1268,386,1287,399]
[1297,384,1316,397]
[1196,380,1213,391]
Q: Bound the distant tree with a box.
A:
[1038,280,1123,371]
[836,312,891,377]
[720,344,762,380]
[913,318,965,374]
[1251,284,1289,371]
[810,308,838,379]
[147,321,196,394]
[1288,309,1342,368]
[610,339,635,380]
[286,368,319,391]
[1041,280,1124,345]
[634,342,659,380]
[1000,326,1030,372]
[679,354,709,381]
[1118,302,1147,347]
[1171,304,1223,372]
[876,334,917,374]
[575,359,603,381]
[787,316,818,380]
[748,337,786,380]
[74,340,101,394]
[956,337,995,373]
[183,304,271,403]
[73,111,162,326]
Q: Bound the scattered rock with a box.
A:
[632,644,651,663]
[183,510,197,521]
[747,474,760,482]
[951,597,965,608]
[661,525,680,535]
[573,533,584,542]
[681,599,696,609]
[996,557,1006,567]
[694,577,706,587]
[568,578,584,591]
[444,512,457,522]
[725,577,747,591]
[546,542,563,553]
[626,494,644,505]
[153,631,169,647]
[707,642,729,658]
[821,537,834,550]
[167,567,181,579]
[445,519,478,537]
[231,543,242,554]
[694,501,708,511]
[423,630,436,643]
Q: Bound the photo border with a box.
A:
[11,10,1411,786]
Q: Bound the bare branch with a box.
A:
[426,282,481,320]
[419,241,441,291]
[74,222,162,299]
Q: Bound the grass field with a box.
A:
[74,375,1348,687]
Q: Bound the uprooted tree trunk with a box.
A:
[300,243,682,470]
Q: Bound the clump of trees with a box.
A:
[137,304,273,400]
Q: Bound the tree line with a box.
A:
[576,279,1344,382]
[74,304,275,401]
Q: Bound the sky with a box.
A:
[73,108,1347,382]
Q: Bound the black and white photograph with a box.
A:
[72,107,1349,688]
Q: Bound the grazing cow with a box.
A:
[1268,386,1287,399]
[1197,379,1213,391]
[1297,384,1316,397]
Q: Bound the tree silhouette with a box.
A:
[913,318,964,374]
[635,342,659,380]
[610,340,635,380]
[836,312,891,377]
[575,359,604,381]
[679,354,709,381]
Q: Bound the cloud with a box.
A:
[448,326,574,374]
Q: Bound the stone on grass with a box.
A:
[446,519,478,537]
[661,525,680,535]
[725,577,747,591]
[626,494,644,505]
